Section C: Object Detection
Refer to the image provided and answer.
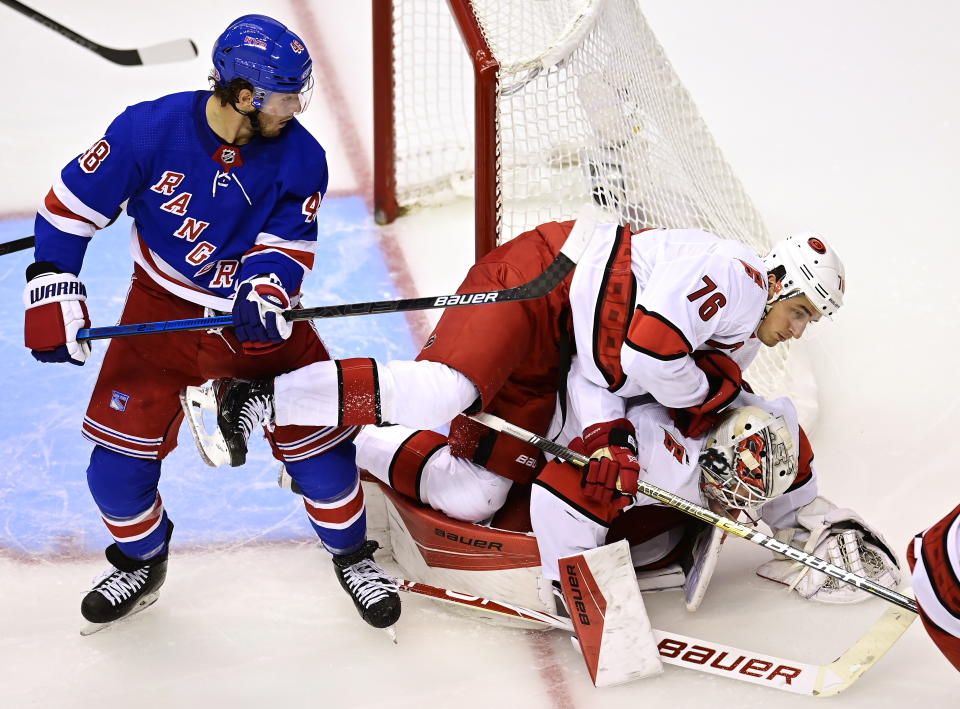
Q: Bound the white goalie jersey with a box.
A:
[567,224,770,428]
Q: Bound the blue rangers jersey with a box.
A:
[34,90,327,310]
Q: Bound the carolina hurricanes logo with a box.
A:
[291,39,305,54]
[807,237,826,254]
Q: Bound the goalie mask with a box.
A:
[698,406,797,512]
[763,232,845,319]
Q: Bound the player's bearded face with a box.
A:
[256,112,292,138]
[256,80,314,137]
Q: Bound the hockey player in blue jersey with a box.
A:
[21,15,400,634]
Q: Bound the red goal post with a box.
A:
[372,0,806,406]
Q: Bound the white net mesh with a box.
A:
[387,0,791,398]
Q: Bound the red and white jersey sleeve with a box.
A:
[909,504,960,671]
[569,227,769,415]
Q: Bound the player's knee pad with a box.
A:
[86,445,162,517]
[285,441,358,501]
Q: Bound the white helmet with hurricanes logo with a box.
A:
[763,232,845,319]
[699,406,797,513]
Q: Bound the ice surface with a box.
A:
[0,1,957,706]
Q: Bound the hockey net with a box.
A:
[373,0,802,403]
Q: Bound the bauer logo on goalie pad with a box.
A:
[434,528,503,550]
[433,293,498,307]
[565,564,596,626]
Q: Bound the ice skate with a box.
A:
[332,540,401,631]
[80,543,168,636]
[182,378,275,467]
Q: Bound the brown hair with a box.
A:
[209,74,254,107]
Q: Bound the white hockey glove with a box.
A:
[23,262,91,366]
[232,274,292,354]
[756,496,901,604]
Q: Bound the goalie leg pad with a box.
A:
[683,524,726,612]
[559,539,662,687]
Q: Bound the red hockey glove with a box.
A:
[232,274,292,354]
[581,418,641,510]
[671,350,742,438]
[23,262,91,366]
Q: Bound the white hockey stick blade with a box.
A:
[655,601,916,696]
[811,603,917,697]
[179,384,230,468]
[559,540,662,686]
[136,38,199,65]
[398,577,914,695]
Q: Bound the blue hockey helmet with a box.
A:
[211,15,314,115]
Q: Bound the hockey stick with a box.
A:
[0,235,34,256]
[470,412,920,615]
[75,208,600,342]
[398,577,915,696]
[1,0,198,66]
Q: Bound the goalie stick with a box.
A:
[470,412,920,615]
[398,577,915,696]
[1,0,198,66]
[75,207,600,342]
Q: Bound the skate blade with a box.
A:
[382,625,398,644]
[179,384,231,467]
[80,591,161,636]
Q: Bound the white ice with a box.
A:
[0,1,957,707]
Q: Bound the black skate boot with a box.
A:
[80,541,169,635]
[217,378,275,467]
[332,540,401,629]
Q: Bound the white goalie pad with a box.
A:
[559,539,662,687]
[179,383,230,468]
[683,525,727,612]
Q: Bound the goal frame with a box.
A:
[373,0,499,260]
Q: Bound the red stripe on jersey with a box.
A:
[82,420,162,458]
[102,495,164,541]
[136,233,215,295]
[592,225,638,391]
[245,244,316,271]
[918,504,960,618]
[388,429,447,501]
[44,188,96,226]
[337,358,380,426]
[624,304,693,360]
[270,426,357,462]
[303,485,365,527]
